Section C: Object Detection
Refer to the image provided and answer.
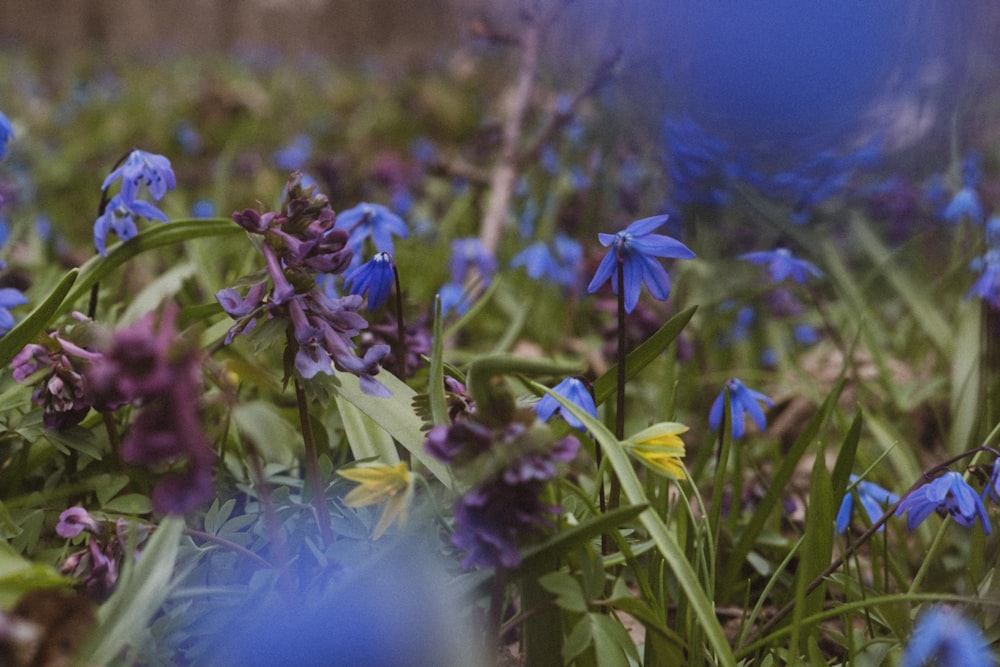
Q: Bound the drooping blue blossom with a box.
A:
[835,474,899,533]
[101,149,176,204]
[344,252,395,310]
[93,194,168,256]
[173,120,202,155]
[587,214,695,313]
[895,471,991,534]
[900,606,993,667]
[0,218,8,249]
[511,241,561,283]
[438,282,469,317]
[191,199,215,218]
[553,233,583,290]
[0,111,13,158]
[739,248,823,284]
[793,323,820,346]
[450,237,497,285]
[967,249,1000,310]
[273,133,313,171]
[0,287,28,335]
[708,378,774,440]
[942,186,984,224]
[983,458,1000,505]
[536,377,597,431]
[334,202,408,257]
[986,215,1000,246]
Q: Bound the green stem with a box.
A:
[609,258,626,512]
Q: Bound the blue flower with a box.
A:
[191,200,216,218]
[708,378,774,440]
[900,606,993,667]
[93,194,168,256]
[739,248,823,284]
[344,252,395,310]
[895,471,991,533]
[438,282,469,317]
[536,377,598,431]
[102,149,176,204]
[0,111,13,158]
[967,249,1000,310]
[835,474,899,533]
[793,323,820,346]
[942,186,984,224]
[587,214,695,313]
[0,287,28,335]
[273,134,313,170]
[450,237,496,285]
[334,202,408,256]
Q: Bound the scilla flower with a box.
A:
[900,606,993,667]
[535,377,597,431]
[835,474,899,533]
[334,202,408,257]
[895,471,990,534]
[93,194,168,256]
[587,214,695,313]
[739,247,823,284]
[0,110,13,158]
[708,378,774,440]
[344,252,395,310]
[101,149,176,204]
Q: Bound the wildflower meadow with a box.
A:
[0,2,999,665]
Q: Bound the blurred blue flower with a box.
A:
[900,606,993,667]
[708,378,773,440]
[173,120,202,155]
[740,248,823,284]
[967,249,1000,310]
[0,111,13,158]
[895,471,990,533]
[438,282,469,317]
[344,252,395,310]
[511,242,560,281]
[334,202,408,256]
[191,199,216,218]
[0,218,8,249]
[587,214,695,313]
[0,287,28,335]
[793,323,820,346]
[986,216,1000,246]
[942,186,984,224]
[450,237,496,285]
[273,133,313,171]
[102,149,176,203]
[93,194,168,256]
[982,459,1000,505]
[835,474,899,534]
[553,234,583,290]
[536,377,597,431]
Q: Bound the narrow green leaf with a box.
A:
[81,516,185,665]
[231,401,299,467]
[831,410,862,499]
[592,306,697,406]
[535,381,737,667]
[335,394,399,464]
[119,261,197,325]
[518,503,647,572]
[791,451,834,651]
[0,541,73,607]
[100,493,153,515]
[0,268,77,367]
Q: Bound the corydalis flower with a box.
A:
[900,606,993,667]
[338,462,413,539]
[739,248,823,284]
[835,474,899,534]
[535,377,597,431]
[587,214,695,313]
[93,194,168,256]
[895,471,990,534]
[56,507,101,539]
[87,305,216,514]
[709,378,774,440]
[101,149,176,204]
[344,252,395,310]
[625,422,688,480]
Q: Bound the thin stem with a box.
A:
[609,257,626,511]
[88,150,130,319]
[183,527,273,570]
[246,444,294,595]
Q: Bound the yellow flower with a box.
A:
[625,422,688,481]
[338,462,413,539]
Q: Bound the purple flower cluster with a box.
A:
[216,172,390,395]
[87,305,216,514]
[425,415,579,570]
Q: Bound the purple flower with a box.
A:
[93,194,168,256]
[900,606,993,667]
[334,202,408,256]
[101,149,176,203]
[344,252,395,310]
[739,248,823,284]
[587,214,695,313]
[835,474,899,534]
[708,378,774,440]
[536,377,597,431]
[895,471,990,534]
[0,111,12,158]
[11,335,109,429]
[56,507,101,539]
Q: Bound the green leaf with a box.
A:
[791,450,835,651]
[831,410,862,500]
[539,571,589,613]
[518,503,647,572]
[565,615,595,663]
[231,401,299,467]
[0,541,73,607]
[589,612,639,667]
[79,516,185,665]
[334,394,399,464]
[592,305,697,406]
[0,268,77,368]
[101,493,153,515]
[534,381,737,667]
[332,370,452,488]
[119,261,197,325]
